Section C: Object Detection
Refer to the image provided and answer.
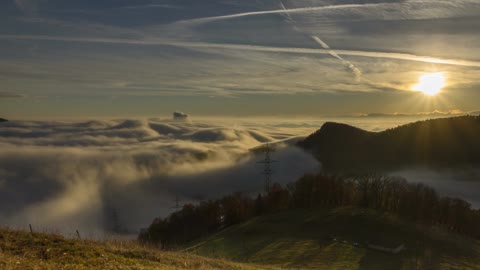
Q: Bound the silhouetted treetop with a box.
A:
[140,173,480,248]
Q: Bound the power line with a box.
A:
[172,195,182,211]
[257,143,277,193]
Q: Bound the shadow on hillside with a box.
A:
[359,243,479,270]
[358,250,406,270]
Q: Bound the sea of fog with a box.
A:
[0,116,479,238]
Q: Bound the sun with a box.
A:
[412,72,446,96]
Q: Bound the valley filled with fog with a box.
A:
[0,116,479,237]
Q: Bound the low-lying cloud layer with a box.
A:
[1,117,479,238]
[0,118,321,237]
[390,168,480,208]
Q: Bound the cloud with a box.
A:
[276,1,362,80]
[0,92,24,98]
[174,1,480,26]
[1,35,479,68]
[14,0,43,13]
[467,110,480,116]
[120,4,181,10]
[311,36,362,80]
[173,3,387,26]
[2,0,479,105]
[173,111,189,121]
[390,168,480,208]
[0,118,320,236]
[359,109,469,117]
[2,117,479,236]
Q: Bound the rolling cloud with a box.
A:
[1,117,479,237]
[173,111,189,121]
[390,168,480,208]
[0,118,320,236]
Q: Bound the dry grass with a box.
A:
[0,228,278,270]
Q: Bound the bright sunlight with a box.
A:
[412,72,446,96]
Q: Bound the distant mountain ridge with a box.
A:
[0,118,7,122]
[298,116,480,171]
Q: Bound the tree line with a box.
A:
[299,116,480,170]
[139,173,480,248]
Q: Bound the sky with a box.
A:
[1,0,480,118]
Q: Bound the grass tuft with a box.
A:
[0,227,278,270]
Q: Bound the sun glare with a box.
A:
[412,72,446,96]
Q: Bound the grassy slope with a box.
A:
[0,228,278,270]
[186,207,480,270]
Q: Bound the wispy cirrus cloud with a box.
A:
[174,0,480,26]
[311,36,363,80]
[0,92,25,98]
[276,1,363,80]
[1,34,479,68]
[1,0,479,116]
[14,0,43,13]
[119,4,181,10]
[174,3,387,26]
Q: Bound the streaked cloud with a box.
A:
[120,4,181,10]
[14,0,43,13]
[2,35,479,68]
[175,0,480,26]
[0,92,25,98]
[0,0,479,116]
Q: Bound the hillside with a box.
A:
[298,116,480,171]
[0,118,7,122]
[185,208,480,270]
[0,228,278,270]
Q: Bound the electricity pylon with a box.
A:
[172,195,181,211]
[257,143,277,193]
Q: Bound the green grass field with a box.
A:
[185,207,480,270]
[2,208,479,270]
[0,228,278,270]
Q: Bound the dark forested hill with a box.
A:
[141,173,480,268]
[0,118,7,122]
[298,116,480,171]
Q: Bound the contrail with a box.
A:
[1,35,480,68]
[171,0,479,78]
[310,36,330,49]
[311,36,362,79]
[174,0,476,26]
[278,0,293,23]
[175,3,385,26]
[277,1,363,80]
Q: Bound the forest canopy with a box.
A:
[140,173,480,248]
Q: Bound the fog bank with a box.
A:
[1,116,478,238]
